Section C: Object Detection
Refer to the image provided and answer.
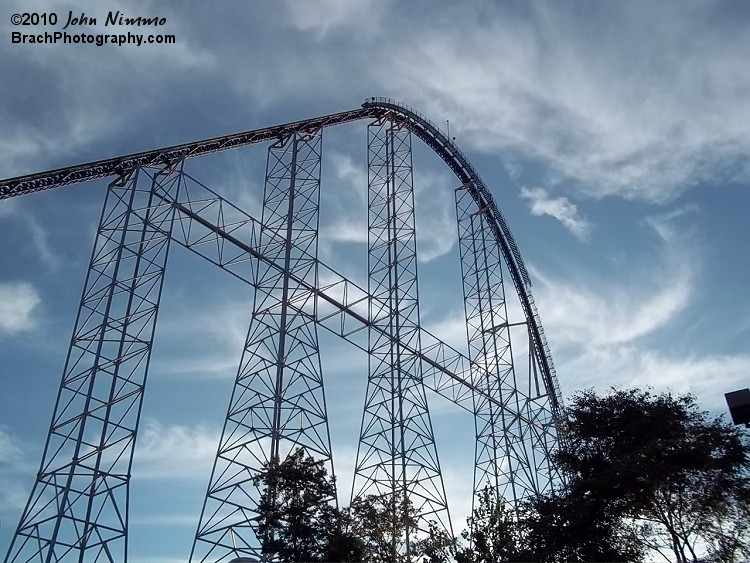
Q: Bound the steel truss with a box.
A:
[161,177,498,416]
[0,96,563,421]
[0,97,563,421]
[352,117,452,558]
[5,165,181,563]
[191,131,332,563]
[3,99,567,563]
[456,186,560,513]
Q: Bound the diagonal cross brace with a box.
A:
[152,176,543,431]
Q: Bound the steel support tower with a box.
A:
[5,166,181,563]
[352,116,452,559]
[2,98,565,563]
[456,185,560,512]
[191,131,332,563]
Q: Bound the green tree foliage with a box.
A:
[455,486,522,563]
[348,492,453,562]
[541,388,750,562]
[348,493,417,562]
[252,448,355,562]
[252,450,450,562]
[252,389,749,562]
[415,520,455,563]
[520,490,644,562]
[322,507,369,562]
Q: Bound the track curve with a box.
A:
[362,97,563,416]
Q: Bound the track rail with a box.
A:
[0,98,563,415]
[0,108,379,199]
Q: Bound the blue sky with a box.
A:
[1,1,749,561]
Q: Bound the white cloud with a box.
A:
[152,299,250,381]
[537,268,691,349]
[414,171,458,263]
[0,200,60,270]
[532,208,695,349]
[0,428,24,463]
[320,153,368,247]
[520,187,591,239]
[527,204,744,412]
[322,218,368,245]
[132,419,220,481]
[560,346,750,413]
[4,2,745,208]
[320,153,458,263]
[24,216,60,270]
[631,352,750,405]
[0,282,41,336]
[422,308,469,354]
[283,0,387,38]
[0,428,36,514]
[381,2,750,202]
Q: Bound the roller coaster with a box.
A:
[1,98,564,562]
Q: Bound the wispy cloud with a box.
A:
[561,346,750,413]
[0,200,60,270]
[320,153,368,248]
[528,204,746,411]
[132,419,220,481]
[283,0,388,39]
[421,308,470,354]
[0,427,36,514]
[414,170,458,262]
[532,207,695,349]
[151,298,250,381]
[536,267,692,348]
[382,2,750,203]
[0,282,41,336]
[320,153,458,263]
[520,187,591,239]
[630,352,750,405]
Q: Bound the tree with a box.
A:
[452,484,637,563]
[252,447,354,562]
[346,492,455,563]
[347,492,420,562]
[253,453,454,562]
[415,520,455,563]
[519,489,644,562]
[322,506,369,562]
[548,388,750,562]
[455,486,523,563]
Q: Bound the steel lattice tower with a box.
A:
[352,116,452,558]
[5,166,182,563]
[2,98,565,563]
[191,131,333,563]
[456,185,560,511]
